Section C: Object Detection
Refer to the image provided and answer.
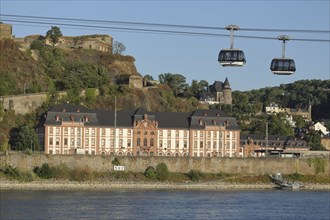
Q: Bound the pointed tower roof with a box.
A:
[223,77,231,89]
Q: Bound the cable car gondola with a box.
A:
[218,25,246,67]
[270,35,296,75]
[270,58,296,75]
[218,49,246,67]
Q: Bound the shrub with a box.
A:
[187,170,205,182]
[155,163,169,181]
[70,166,94,182]
[3,166,35,182]
[144,166,157,180]
[53,163,71,180]
[34,163,54,179]
[112,157,121,166]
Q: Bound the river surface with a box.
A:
[0,189,329,220]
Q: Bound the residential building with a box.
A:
[310,122,329,136]
[42,104,240,157]
[240,134,310,158]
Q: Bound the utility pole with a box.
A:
[266,122,269,157]
[114,96,117,152]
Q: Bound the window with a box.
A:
[64,128,68,135]
[175,131,179,138]
[207,141,211,149]
[101,139,105,147]
[70,128,74,135]
[56,138,59,146]
[176,140,179,148]
[128,139,131,147]
[167,131,171,137]
[49,137,53,145]
[85,129,89,136]
[91,129,95,136]
[85,138,89,146]
[194,131,197,138]
[194,141,197,149]
[137,131,141,135]
[159,131,163,137]
[226,141,230,149]
[184,131,187,138]
[200,141,203,148]
[91,138,95,147]
[101,129,105,136]
[70,138,74,146]
[119,129,123,135]
[144,131,148,135]
[49,127,53,134]
[64,138,68,146]
[150,131,155,135]
[208,131,211,138]
[143,138,147,146]
[137,138,141,146]
[119,139,123,148]
[150,138,154,147]
[159,140,163,148]
[200,132,203,138]
[167,140,171,148]
[184,141,187,148]
[128,130,131,136]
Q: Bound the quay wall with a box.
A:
[1,153,329,176]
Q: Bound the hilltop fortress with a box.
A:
[0,23,113,52]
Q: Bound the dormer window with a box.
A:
[55,115,60,122]
[84,116,89,122]
[76,109,80,112]
[199,119,203,126]
[70,115,74,122]
[216,113,220,117]
[62,108,66,112]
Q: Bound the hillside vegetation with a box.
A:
[0,37,329,152]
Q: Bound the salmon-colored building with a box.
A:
[42,104,241,157]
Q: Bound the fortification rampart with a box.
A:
[0,93,48,114]
[1,154,329,176]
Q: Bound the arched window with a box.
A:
[150,138,154,147]
[137,138,141,146]
[143,138,147,146]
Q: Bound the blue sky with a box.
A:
[1,0,329,91]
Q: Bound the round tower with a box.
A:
[223,78,232,105]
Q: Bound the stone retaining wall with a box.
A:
[1,153,329,176]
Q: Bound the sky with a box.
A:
[1,0,329,92]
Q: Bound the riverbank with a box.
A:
[1,180,329,191]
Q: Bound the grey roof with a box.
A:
[44,104,239,130]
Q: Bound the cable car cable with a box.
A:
[1,18,329,42]
[1,14,329,34]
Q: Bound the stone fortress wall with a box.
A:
[1,154,329,176]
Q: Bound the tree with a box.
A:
[15,125,40,151]
[113,41,126,54]
[159,73,187,97]
[190,80,208,99]
[46,26,63,47]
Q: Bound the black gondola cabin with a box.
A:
[270,58,296,75]
[218,49,246,67]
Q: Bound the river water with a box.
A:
[1,190,329,220]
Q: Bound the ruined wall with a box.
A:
[0,93,48,115]
[1,153,329,176]
[0,24,12,39]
